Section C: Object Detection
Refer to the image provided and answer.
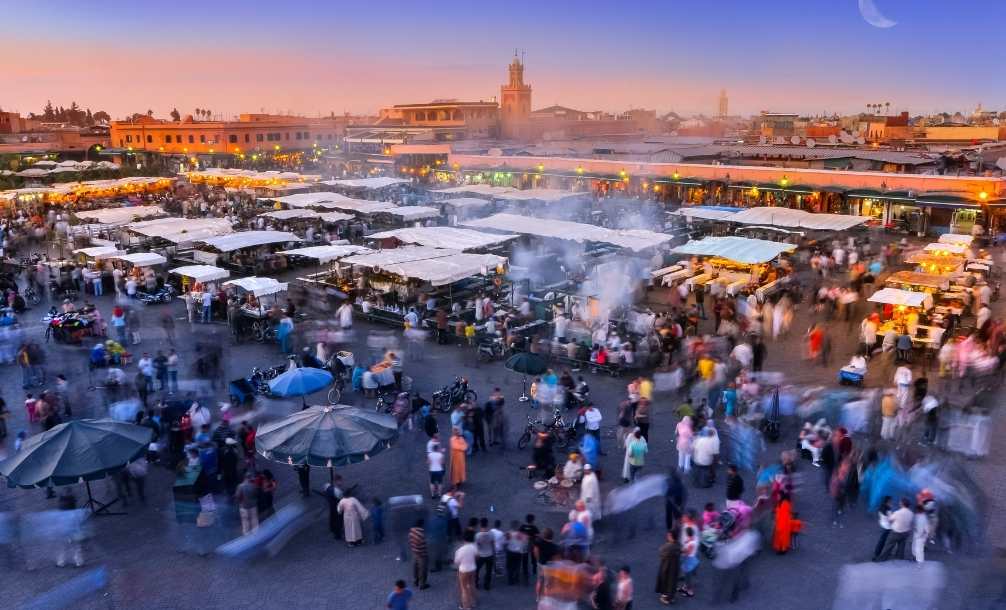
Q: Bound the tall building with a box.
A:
[500,51,532,139]
[718,89,728,118]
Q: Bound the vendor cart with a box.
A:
[223,276,289,343]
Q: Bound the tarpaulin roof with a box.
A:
[670,236,796,264]
[73,205,165,226]
[127,217,233,243]
[278,245,373,263]
[368,227,518,251]
[938,233,974,246]
[373,206,441,221]
[868,287,926,308]
[259,209,320,220]
[885,271,950,291]
[321,177,410,190]
[380,252,507,286]
[439,197,492,209]
[675,207,743,222]
[73,246,126,260]
[676,206,868,231]
[318,212,355,223]
[223,276,288,297]
[493,188,582,203]
[341,245,453,268]
[270,192,354,209]
[197,230,301,252]
[169,265,230,283]
[434,184,518,197]
[462,213,671,252]
[924,242,968,255]
[308,198,398,215]
[111,252,167,267]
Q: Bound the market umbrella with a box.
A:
[255,404,398,482]
[268,366,333,407]
[505,352,547,402]
[0,419,152,515]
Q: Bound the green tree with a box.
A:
[43,100,55,120]
[170,108,181,122]
[93,111,110,123]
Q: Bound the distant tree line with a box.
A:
[25,100,111,126]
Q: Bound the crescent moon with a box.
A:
[859,0,897,28]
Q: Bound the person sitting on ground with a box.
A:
[562,453,583,482]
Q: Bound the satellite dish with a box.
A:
[828,135,838,144]
[806,138,817,148]
[840,132,854,144]
[773,136,786,145]
[790,136,801,145]
[758,135,768,145]
[856,137,866,145]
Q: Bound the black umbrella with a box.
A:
[255,405,398,481]
[0,419,152,515]
[505,352,547,402]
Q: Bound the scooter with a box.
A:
[431,376,477,412]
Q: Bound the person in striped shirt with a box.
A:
[408,520,430,590]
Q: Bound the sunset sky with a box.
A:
[3,0,1004,120]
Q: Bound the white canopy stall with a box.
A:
[269,192,354,209]
[170,264,230,283]
[670,236,796,264]
[223,276,288,297]
[321,177,410,190]
[462,213,671,252]
[868,287,927,308]
[379,252,507,286]
[432,184,518,198]
[938,233,974,246]
[372,206,441,223]
[126,217,234,246]
[196,231,302,253]
[923,242,968,256]
[73,205,166,226]
[492,188,583,204]
[258,209,321,221]
[278,244,373,264]
[367,227,517,252]
[73,245,125,261]
[675,206,869,231]
[110,252,167,267]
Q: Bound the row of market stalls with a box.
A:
[0,176,175,208]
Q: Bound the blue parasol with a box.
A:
[268,367,333,405]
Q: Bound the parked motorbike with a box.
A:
[137,284,176,305]
[431,376,477,413]
[477,337,505,362]
[517,407,576,450]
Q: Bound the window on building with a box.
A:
[285,132,290,140]
[212,135,219,144]
[244,134,250,143]
[188,135,194,143]
[295,132,301,140]
[164,135,170,143]
[228,134,237,143]
[256,134,264,142]
[126,135,132,143]
[146,135,152,143]
[304,132,310,140]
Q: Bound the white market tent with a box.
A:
[223,276,288,297]
[111,252,167,267]
[493,188,582,203]
[462,213,671,252]
[16,168,50,178]
[938,233,974,246]
[127,217,233,244]
[341,245,453,268]
[169,265,230,283]
[439,197,492,211]
[258,209,320,221]
[197,230,301,253]
[321,177,410,190]
[374,206,441,221]
[670,236,796,264]
[73,205,166,226]
[318,212,355,223]
[33,160,58,168]
[320,198,398,215]
[675,207,742,222]
[277,245,373,264]
[368,226,518,251]
[433,184,518,198]
[868,287,926,308]
[924,242,968,255]
[269,192,352,209]
[74,246,126,260]
[380,252,507,286]
[675,206,869,231]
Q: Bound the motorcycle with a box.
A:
[477,337,505,362]
[137,284,176,305]
[517,407,576,450]
[431,376,477,413]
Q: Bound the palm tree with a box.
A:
[205,109,212,120]
[195,108,202,120]
[885,102,891,116]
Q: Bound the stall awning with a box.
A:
[321,177,410,190]
[938,233,974,246]
[223,276,288,297]
[674,207,742,222]
[462,213,671,252]
[169,265,230,283]
[914,194,981,209]
[439,197,492,210]
[380,252,508,286]
[270,192,355,209]
[197,231,301,253]
[111,252,167,267]
[670,236,795,264]
[374,206,441,221]
[318,212,355,223]
[127,217,234,243]
[885,271,949,291]
[433,185,518,197]
[341,245,453,268]
[868,287,925,308]
[728,207,869,231]
[923,242,967,256]
[367,227,518,251]
[259,209,320,221]
[492,188,581,203]
[277,245,373,264]
[73,205,165,226]
[313,198,398,215]
[73,246,126,260]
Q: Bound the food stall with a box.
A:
[938,233,974,247]
[366,226,518,253]
[222,276,289,342]
[193,230,302,275]
[669,236,796,301]
[339,246,507,327]
[904,252,966,275]
[169,264,230,294]
[369,206,442,228]
[866,287,945,348]
[123,217,234,251]
[437,197,494,224]
[282,245,374,314]
[884,271,950,292]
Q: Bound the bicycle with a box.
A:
[23,285,41,307]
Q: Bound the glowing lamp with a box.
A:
[653,185,661,192]
[672,172,680,180]
[208,149,214,154]
[274,145,281,151]
[979,191,989,200]
[576,166,584,174]
[780,176,789,187]
[127,147,133,152]
[95,146,102,151]
[537,164,544,172]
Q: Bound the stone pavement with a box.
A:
[1,246,1004,609]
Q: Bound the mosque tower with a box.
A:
[500,50,532,139]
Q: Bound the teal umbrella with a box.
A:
[0,419,152,514]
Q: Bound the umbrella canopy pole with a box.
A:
[83,479,125,516]
[518,375,529,402]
